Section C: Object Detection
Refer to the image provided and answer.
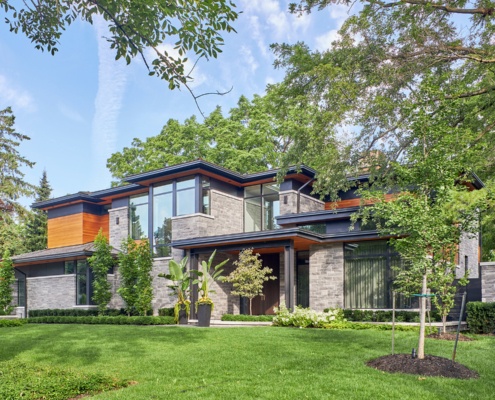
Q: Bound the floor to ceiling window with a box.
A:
[244,183,280,232]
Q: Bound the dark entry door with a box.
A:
[250,253,280,315]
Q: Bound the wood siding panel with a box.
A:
[82,213,110,244]
[48,214,83,248]
[326,194,396,210]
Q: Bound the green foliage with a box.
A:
[0,318,26,327]
[466,302,495,334]
[273,305,345,328]
[107,96,292,185]
[28,315,174,325]
[0,359,128,400]
[0,250,15,315]
[158,307,175,317]
[221,314,274,322]
[195,250,228,309]
[87,229,114,315]
[118,237,153,316]
[2,0,238,91]
[24,170,51,252]
[338,309,441,323]
[28,308,127,317]
[158,256,194,323]
[322,322,436,334]
[223,249,277,315]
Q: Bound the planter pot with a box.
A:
[197,303,212,327]
[178,308,188,325]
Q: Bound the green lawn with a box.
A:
[1,324,494,399]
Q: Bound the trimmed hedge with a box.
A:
[334,309,440,323]
[221,314,274,322]
[322,321,436,333]
[0,319,26,328]
[28,316,175,325]
[28,308,128,317]
[467,301,495,334]
[158,307,175,317]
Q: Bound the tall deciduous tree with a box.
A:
[107,95,293,184]
[0,107,34,255]
[117,237,153,316]
[25,171,52,252]
[0,250,15,315]
[223,249,277,315]
[2,0,238,93]
[88,229,114,315]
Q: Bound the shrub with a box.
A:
[28,308,128,318]
[322,321,436,333]
[273,305,345,328]
[221,314,274,322]
[27,316,175,325]
[158,307,175,317]
[467,301,495,334]
[336,309,438,323]
[0,319,26,328]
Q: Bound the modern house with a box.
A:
[10,160,491,318]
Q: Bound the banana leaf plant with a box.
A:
[194,250,229,311]
[158,257,195,324]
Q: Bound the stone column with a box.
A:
[481,262,495,302]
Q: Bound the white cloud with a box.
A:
[91,16,128,163]
[240,46,259,73]
[315,29,341,51]
[0,75,35,111]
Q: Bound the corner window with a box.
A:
[244,183,280,232]
[176,178,195,216]
[130,193,149,240]
[76,260,94,306]
[202,177,211,215]
[153,182,173,258]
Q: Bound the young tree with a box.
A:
[0,107,34,255]
[25,171,52,252]
[2,1,237,95]
[88,229,114,315]
[0,250,15,315]
[117,237,153,316]
[223,249,277,315]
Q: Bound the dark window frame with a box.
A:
[244,183,280,232]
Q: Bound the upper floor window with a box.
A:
[244,183,280,232]
[130,193,149,240]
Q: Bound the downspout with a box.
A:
[297,178,315,214]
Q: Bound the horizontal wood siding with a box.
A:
[83,213,109,244]
[326,194,396,209]
[48,214,83,248]
[48,213,109,248]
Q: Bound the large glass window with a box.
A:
[344,241,413,309]
[296,251,310,308]
[153,182,173,257]
[130,193,149,240]
[176,178,195,216]
[244,183,280,232]
[76,260,94,306]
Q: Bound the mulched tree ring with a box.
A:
[367,354,479,379]
[427,332,473,341]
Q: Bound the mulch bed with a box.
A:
[427,332,473,341]
[367,354,479,379]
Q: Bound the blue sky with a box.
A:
[0,1,348,205]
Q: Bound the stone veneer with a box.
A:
[108,206,129,249]
[279,190,325,215]
[27,275,76,310]
[309,243,344,311]
[457,232,480,279]
[481,262,495,302]
[107,271,125,309]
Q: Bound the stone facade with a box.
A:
[107,271,125,309]
[109,207,129,249]
[457,232,480,279]
[279,190,325,215]
[171,214,214,241]
[27,275,76,310]
[481,262,495,302]
[209,190,243,235]
[309,243,344,311]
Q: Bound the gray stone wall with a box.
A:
[309,243,344,311]
[171,214,214,241]
[457,232,480,279]
[481,262,495,302]
[210,190,243,235]
[107,270,125,309]
[109,206,129,249]
[279,190,325,215]
[151,257,175,314]
[27,275,76,310]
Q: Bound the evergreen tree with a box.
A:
[0,250,15,315]
[88,229,114,315]
[25,171,52,252]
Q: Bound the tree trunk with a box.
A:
[442,314,447,334]
[418,274,427,359]
[249,298,252,316]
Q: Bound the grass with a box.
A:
[1,324,494,399]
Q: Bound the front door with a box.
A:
[249,253,280,315]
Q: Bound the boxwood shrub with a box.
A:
[221,314,274,322]
[28,316,175,325]
[467,301,495,334]
[158,307,175,317]
[28,308,128,317]
[334,309,440,323]
[0,319,26,328]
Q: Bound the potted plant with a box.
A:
[194,250,228,327]
[158,257,194,325]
